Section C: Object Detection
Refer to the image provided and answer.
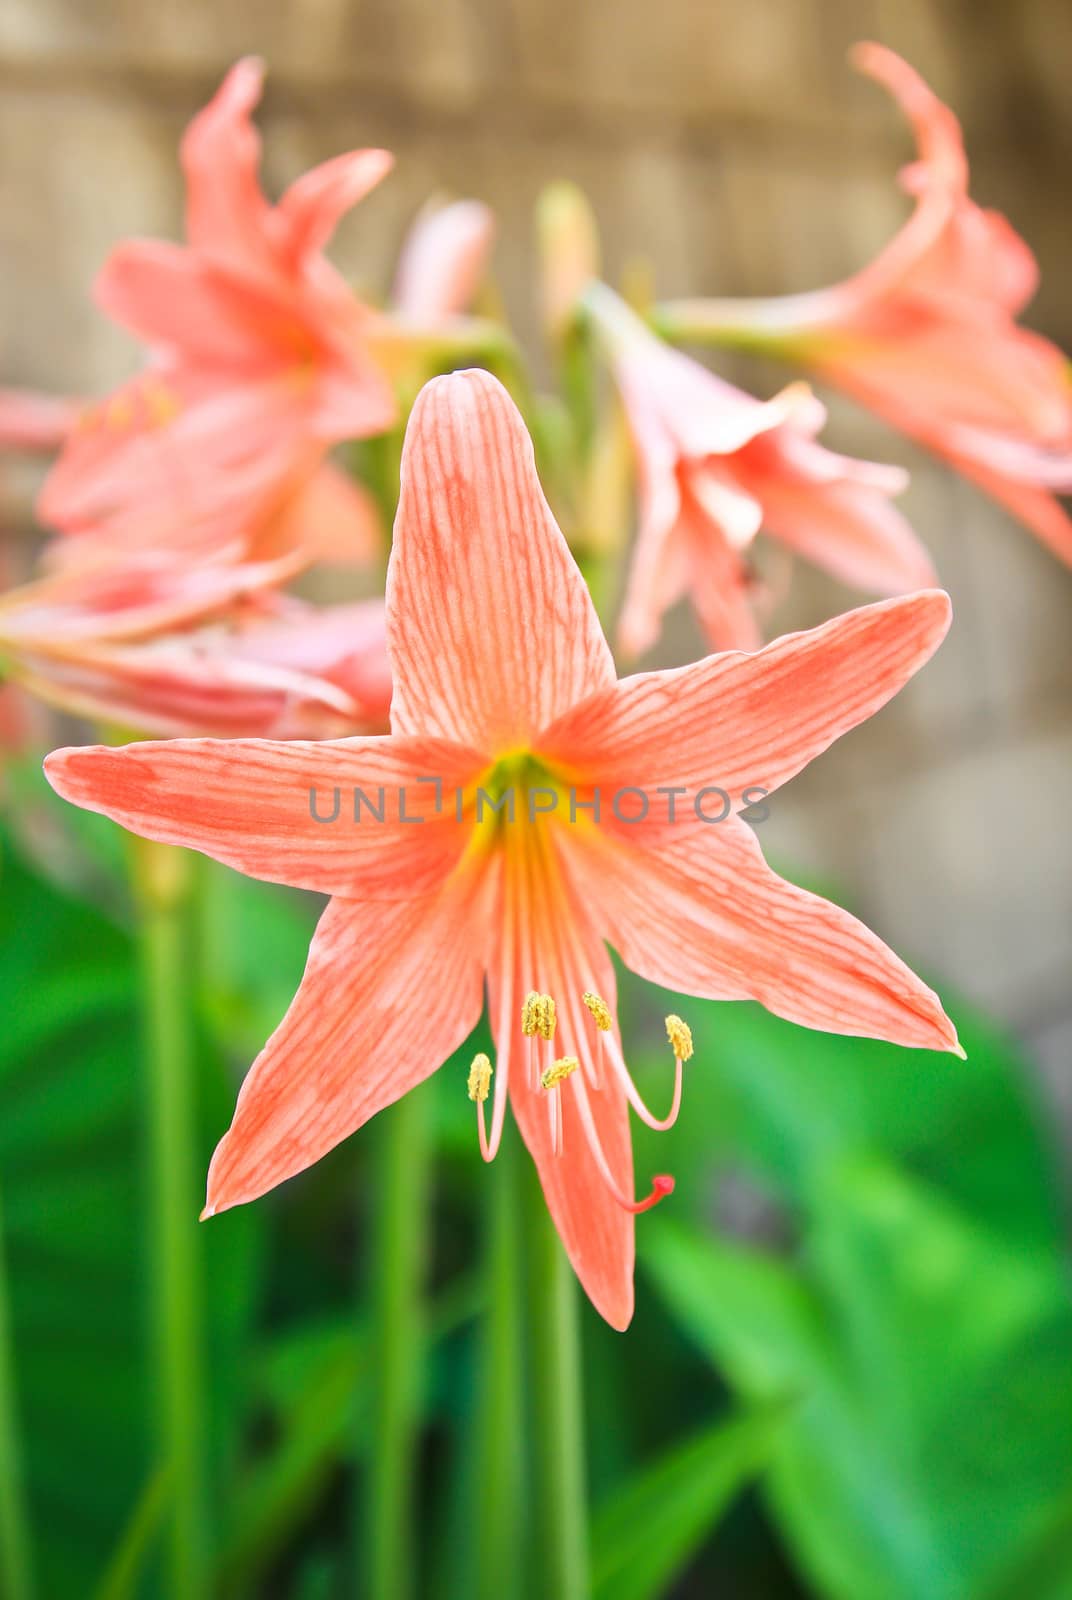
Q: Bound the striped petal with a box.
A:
[386,369,615,752]
[539,591,951,811]
[43,734,484,896]
[205,880,487,1213]
[564,816,959,1053]
[488,845,634,1329]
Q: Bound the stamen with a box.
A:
[603,1026,685,1132]
[521,992,542,1036]
[144,379,181,427]
[467,1052,492,1102]
[536,995,557,1041]
[568,1069,676,1214]
[541,1054,577,1090]
[582,991,612,1031]
[582,989,611,1090]
[541,1053,575,1157]
[468,1050,497,1162]
[105,394,134,430]
[665,1014,693,1061]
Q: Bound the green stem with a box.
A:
[134,842,208,1599]
[0,1183,33,1600]
[365,1088,431,1600]
[474,1135,523,1600]
[526,1173,588,1600]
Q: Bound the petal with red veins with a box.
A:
[386,369,615,752]
[541,590,951,809]
[565,816,959,1053]
[489,847,634,1329]
[205,881,487,1214]
[43,735,484,897]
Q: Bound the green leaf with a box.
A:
[591,1406,787,1600]
[0,834,264,1594]
[643,1163,1072,1600]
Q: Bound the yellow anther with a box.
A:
[467,1052,493,1103]
[537,994,557,1041]
[665,1014,693,1062]
[582,991,612,1031]
[541,1055,578,1091]
[521,991,542,1036]
[105,394,134,430]
[144,381,181,426]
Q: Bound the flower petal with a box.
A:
[488,847,634,1329]
[392,199,495,321]
[566,815,959,1052]
[180,57,280,280]
[205,882,487,1213]
[755,470,937,595]
[266,463,383,567]
[387,369,614,751]
[19,640,363,741]
[278,150,394,265]
[540,590,951,807]
[949,455,1072,567]
[95,242,301,368]
[43,734,484,896]
[0,388,77,451]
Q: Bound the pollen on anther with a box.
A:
[521,992,542,1036]
[537,994,557,1041]
[541,1055,577,1090]
[665,1014,693,1061]
[582,991,612,1031]
[467,1052,493,1102]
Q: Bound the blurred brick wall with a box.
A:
[1,0,1070,1109]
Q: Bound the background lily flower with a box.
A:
[39,57,397,546]
[44,370,958,1329]
[0,549,390,739]
[659,44,1072,564]
[586,283,934,656]
[391,198,496,323]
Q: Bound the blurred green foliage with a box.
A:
[1,795,1070,1597]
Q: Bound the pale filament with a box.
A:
[567,1066,673,1214]
[602,1030,684,1133]
[548,1085,562,1156]
[479,884,517,1165]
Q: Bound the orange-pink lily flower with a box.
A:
[586,283,934,656]
[1,554,389,739]
[40,57,396,546]
[43,370,959,1328]
[392,199,495,323]
[662,45,1072,564]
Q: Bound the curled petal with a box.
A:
[279,149,394,266]
[180,57,279,278]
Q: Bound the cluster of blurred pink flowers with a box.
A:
[1,58,494,744]
[9,43,1072,1324]
[4,45,1069,748]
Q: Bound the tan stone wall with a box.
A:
[1,1,1070,1097]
